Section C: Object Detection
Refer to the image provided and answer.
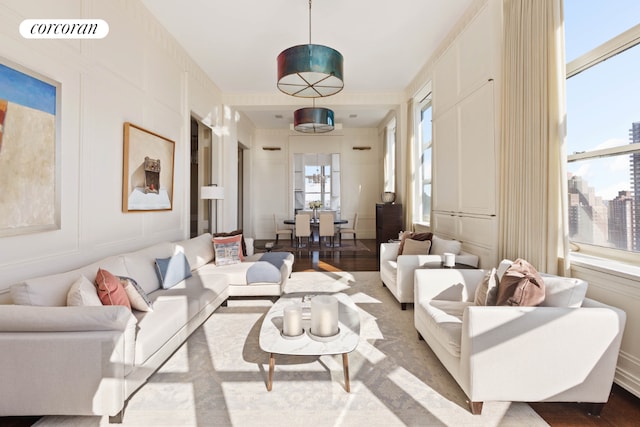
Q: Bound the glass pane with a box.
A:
[421,103,432,148]
[565,0,640,62]
[422,148,432,179]
[566,44,640,155]
[422,184,431,223]
[567,154,640,251]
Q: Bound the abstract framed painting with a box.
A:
[122,122,175,212]
[0,57,61,237]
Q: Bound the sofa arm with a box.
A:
[380,242,399,263]
[0,305,137,416]
[456,251,479,268]
[396,254,443,301]
[0,305,136,332]
[460,304,626,403]
[414,268,486,303]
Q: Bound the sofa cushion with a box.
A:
[121,242,176,294]
[155,252,192,289]
[421,300,474,357]
[175,233,214,270]
[213,229,247,257]
[95,269,132,309]
[119,276,153,312]
[402,238,432,255]
[398,231,433,255]
[539,274,588,308]
[66,275,102,306]
[430,236,462,256]
[10,255,125,307]
[213,234,244,266]
[497,258,545,306]
[133,288,200,365]
[474,268,499,306]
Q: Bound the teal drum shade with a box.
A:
[294,107,334,133]
[277,44,344,97]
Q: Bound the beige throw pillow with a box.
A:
[474,268,499,306]
[67,275,102,307]
[119,276,154,312]
[401,238,432,255]
[398,231,433,255]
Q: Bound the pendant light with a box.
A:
[294,102,335,133]
[277,0,344,98]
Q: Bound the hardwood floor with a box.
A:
[3,239,638,426]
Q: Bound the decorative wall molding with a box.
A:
[571,263,640,398]
[405,0,490,98]
[123,0,221,96]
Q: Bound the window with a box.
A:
[565,0,640,258]
[417,93,433,225]
[293,153,340,212]
[384,117,396,192]
[304,164,331,208]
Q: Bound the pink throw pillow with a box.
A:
[95,268,131,309]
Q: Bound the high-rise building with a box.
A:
[629,122,640,250]
[609,190,634,250]
[568,174,608,245]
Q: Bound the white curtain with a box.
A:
[499,0,569,275]
[404,98,415,231]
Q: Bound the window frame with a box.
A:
[566,22,640,260]
[412,83,433,227]
[384,117,396,193]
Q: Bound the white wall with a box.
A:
[249,128,382,241]
[0,0,223,291]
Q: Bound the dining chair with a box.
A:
[338,213,358,246]
[319,212,336,247]
[273,214,293,244]
[295,213,311,248]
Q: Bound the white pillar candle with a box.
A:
[443,252,456,268]
[283,304,302,336]
[311,295,339,337]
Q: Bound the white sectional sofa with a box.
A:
[0,233,293,421]
[413,262,626,415]
[380,236,479,309]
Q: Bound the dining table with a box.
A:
[284,216,348,247]
[283,218,348,226]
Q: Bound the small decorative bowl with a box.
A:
[381,192,396,204]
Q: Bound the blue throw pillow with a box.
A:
[155,252,192,289]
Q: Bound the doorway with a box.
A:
[190,116,212,237]
[237,145,245,230]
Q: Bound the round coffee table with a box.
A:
[259,292,360,392]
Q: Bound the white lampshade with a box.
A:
[201,186,224,200]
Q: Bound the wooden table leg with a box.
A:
[342,353,350,392]
[268,353,275,391]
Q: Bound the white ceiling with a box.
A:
[141,0,473,129]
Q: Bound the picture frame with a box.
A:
[0,57,61,237]
[122,122,175,212]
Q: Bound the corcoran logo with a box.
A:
[20,19,109,39]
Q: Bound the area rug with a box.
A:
[35,272,548,427]
[269,239,371,253]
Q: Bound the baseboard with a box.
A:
[616,350,640,399]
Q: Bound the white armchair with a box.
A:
[380,238,479,309]
[413,267,626,415]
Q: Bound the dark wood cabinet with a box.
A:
[376,203,403,254]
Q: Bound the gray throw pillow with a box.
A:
[155,252,192,289]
